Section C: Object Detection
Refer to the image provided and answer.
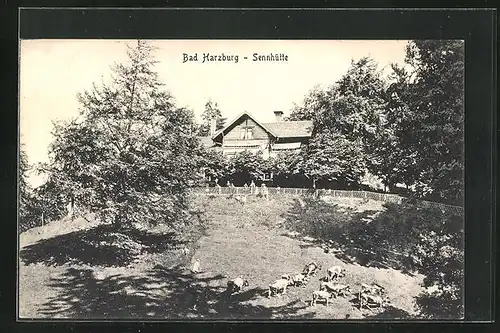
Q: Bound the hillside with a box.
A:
[18,195,437,319]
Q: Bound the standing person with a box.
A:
[261,183,269,201]
[250,180,256,195]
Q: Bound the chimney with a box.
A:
[274,110,284,122]
[210,116,217,136]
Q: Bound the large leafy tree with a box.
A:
[287,85,332,121]
[227,150,268,186]
[401,40,464,204]
[293,57,386,189]
[40,40,205,228]
[314,57,387,139]
[298,132,366,189]
[201,149,230,183]
[197,99,226,136]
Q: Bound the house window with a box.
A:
[239,126,253,140]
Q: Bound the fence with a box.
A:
[191,186,464,216]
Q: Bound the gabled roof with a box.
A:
[262,120,313,138]
[211,112,278,140]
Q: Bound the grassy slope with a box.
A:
[18,195,423,319]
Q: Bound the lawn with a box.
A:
[19,194,427,319]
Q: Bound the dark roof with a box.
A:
[262,121,313,138]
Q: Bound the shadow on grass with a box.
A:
[38,264,312,319]
[346,296,413,320]
[414,292,464,319]
[20,224,187,267]
[281,197,462,276]
[362,305,413,320]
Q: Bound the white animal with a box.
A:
[291,273,309,287]
[191,259,200,273]
[360,283,386,296]
[319,282,351,297]
[358,292,391,309]
[311,290,332,306]
[234,195,247,204]
[227,277,249,293]
[268,278,292,297]
[326,265,346,281]
[302,262,322,277]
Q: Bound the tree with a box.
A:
[402,40,464,204]
[197,99,227,136]
[227,150,267,186]
[298,132,366,189]
[201,149,230,183]
[293,57,387,189]
[19,146,35,231]
[287,85,333,121]
[41,40,206,229]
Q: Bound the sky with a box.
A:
[20,39,409,187]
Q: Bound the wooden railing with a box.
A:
[190,186,464,216]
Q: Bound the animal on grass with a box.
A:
[302,262,322,277]
[326,265,346,281]
[291,273,309,287]
[358,292,391,310]
[227,277,249,293]
[319,282,352,298]
[191,258,200,274]
[311,290,332,306]
[234,195,247,205]
[268,276,293,297]
[360,283,386,296]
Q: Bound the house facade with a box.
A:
[202,111,313,159]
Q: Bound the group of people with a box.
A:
[211,179,270,198]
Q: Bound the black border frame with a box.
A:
[1,5,496,333]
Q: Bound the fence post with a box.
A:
[41,212,44,227]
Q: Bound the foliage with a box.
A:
[200,149,231,183]
[285,43,464,204]
[298,132,366,189]
[400,40,465,205]
[197,99,227,136]
[283,198,464,318]
[287,58,386,189]
[40,40,206,229]
[227,150,269,186]
[411,214,464,318]
[19,147,39,232]
[286,85,332,121]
